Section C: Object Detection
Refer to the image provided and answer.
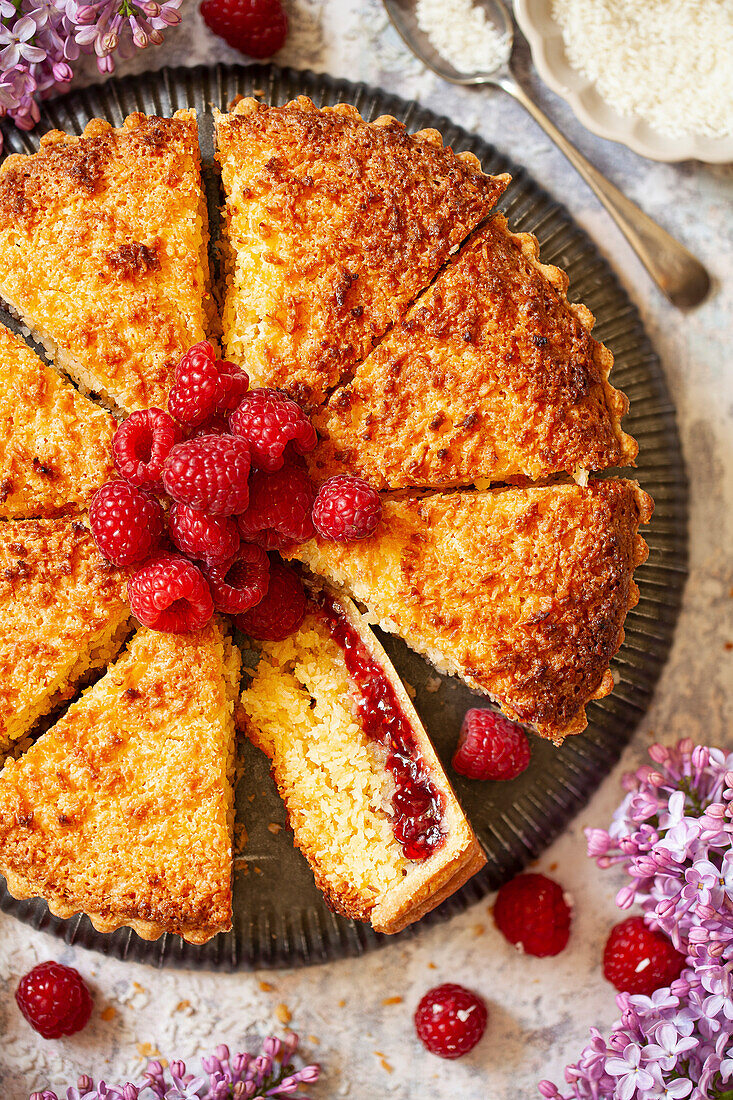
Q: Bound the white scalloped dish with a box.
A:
[514,0,733,164]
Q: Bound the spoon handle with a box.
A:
[498,74,711,310]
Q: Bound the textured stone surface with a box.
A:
[1,2,732,1097]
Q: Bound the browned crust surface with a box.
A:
[0,622,240,944]
[0,324,115,517]
[290,480,653,742]
[239,589,484,933]
[216,96,509,408]
[311,215,637,489]
[0,110,211,412]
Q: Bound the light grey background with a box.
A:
[1,2,732,1097]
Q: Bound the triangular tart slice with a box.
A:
[215,97,509,408]
[0,621,241,944]
[0,323,115,518]
[240,584,484,934]
[289,480,653,743]
[310,215,638,489]
[0,517,130,754]
[0,111,212,413]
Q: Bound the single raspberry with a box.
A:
[494,873,572,957]
[236,558,306,640]
[205,543,269,614]
[112,407,182,491]
[200,0,288,58]
[237,460,316,550]
[312,475,382,542]
[452,708,531,781]
[602,917,685,996]
[414,984,487,1059]
[128,554,214,633]
[230,388,317,472]
[162,435,251,516]
[15,962,93,1040]
[169,501,241,567]
[89,480,165,567]
[168,341,249,426]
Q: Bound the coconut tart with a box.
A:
[0,324,115,518]
[290,480,653,744]
[0,111,212,414]
[0,517,130,755]
[310,215,638,490]
[215,96,509,409]
[0,621,240,944]
[240,585,483,934]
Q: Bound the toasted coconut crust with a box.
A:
[0,324,115,518]
[0,622,240,945]
[310,215,637,489]
[290,480,653,743]
[240,587,484,934]
[215,96,509,408]
[0,110,212,413]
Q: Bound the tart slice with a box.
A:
[310,215,638,490]
[215,96,509,408]
[240,586,484,934]
[290,479,653,743]
[0,324,115,518]
[0,621,241,944]
[0,111,212,413]
[0,517,130,754]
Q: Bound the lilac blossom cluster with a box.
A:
[29,1036,321,1100]
[0,0,181,149]
[539,739,733,1100]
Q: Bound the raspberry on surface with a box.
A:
[113,407,182,491]
[200,0,288,58]
[312,475,382,542]
[236,558,306,641]
[237,459,316,550]
[168,341,249,426]
[89,480,165,567]
[128,554,214,634]
[205,542,269,614]
[452,708,531,781]
[414,983,488,1059]
[229,388,317,472]
[494,873,572,957]
[602,917,685,996]
[15,961,93,1040]
[162,435,251,516]
[169,501,241,567]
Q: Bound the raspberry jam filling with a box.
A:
[313,592,446,862]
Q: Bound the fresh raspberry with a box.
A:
[236,558,306,640]
[414,984,487,1059]
[205,543,269,614]
[169,501,241,567]
[15,962,93,1040]
[312,475,382,542]
[168,341,249,427]
[128,554,214,633]
[602,917,685,996]
[162,435,251,516]
[89,480,165,567]
[230,388,317,472]
[494,873,572,957]
[452,708,531,781]
[112,407,182,491]
[200,0,288,58]
[237,459,316,550]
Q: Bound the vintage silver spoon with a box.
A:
[383,0,711,310]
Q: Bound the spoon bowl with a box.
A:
[383,0,514,84]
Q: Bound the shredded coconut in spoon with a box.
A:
[415,0,511,74]
[552,0,733,139]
